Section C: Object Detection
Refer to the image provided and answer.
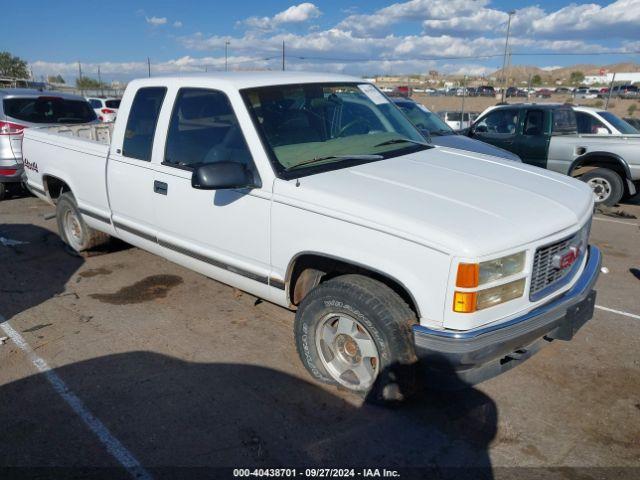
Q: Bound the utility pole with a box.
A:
[461,75,467,129]
[147,57,151,78]
[98,66,103,96]
[225,41,230,71]
[282,40,286,71]
[500,10,515,103]
[78,62,83,95]
[605,72,616,110]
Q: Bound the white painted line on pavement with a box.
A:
[0,317,153,480]
[593,216,639,227]
[595,305,640,320]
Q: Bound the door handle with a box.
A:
[154,180,168,195]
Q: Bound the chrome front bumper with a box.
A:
[413,245,602,386]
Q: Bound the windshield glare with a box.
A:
[242,83,428,174]
[397,102,453,135]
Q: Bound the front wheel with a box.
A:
[294,274,418,402]
[581,168,624,206]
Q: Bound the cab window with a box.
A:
[523,110,544,136]
[576,111,610,134]
[122,87,167,161]
[164,88,257,177]
[475,109,519,135]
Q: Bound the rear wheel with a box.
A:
[56,192,109,252]
[581,168,624,206]
[294,274,418,403]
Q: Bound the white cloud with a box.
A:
[145,16,167,26]
[243,2,321,30]
[173,21,183,28]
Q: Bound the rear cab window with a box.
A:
[122,87,167,161]
[105,99,121,109]
[3,96,97,124]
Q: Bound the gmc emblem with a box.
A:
[552,246,580,270]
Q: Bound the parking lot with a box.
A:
[1,194,639,478]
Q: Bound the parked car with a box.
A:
[535,89,553,98]
[22,72,600,398]
[86,97,120,122]
[392,86,411,98]
[0,88,97,200]
[506,87,526,98]
[555,87,572,94]
[391,98,520,161]
[476,86,496,97]
[574,88,599,100]
[573,106,639,135]
[468,103,640,205]
[611,85,638,99]
[437,110,477,130]
[624,117,640,129]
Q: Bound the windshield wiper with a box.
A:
[285,154,383,171]
[373,137,430,148]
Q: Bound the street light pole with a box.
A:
[225,41,230,71]
[500,10,515,103]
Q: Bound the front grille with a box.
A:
[530,230,584,300]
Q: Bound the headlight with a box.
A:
[456,251,526,288]
[453,251,527,313]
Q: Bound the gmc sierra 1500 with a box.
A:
[22,73,600,400]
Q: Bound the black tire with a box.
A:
[0,183,6,201]
[294,274,418,403]
[581,168,624,206]
[56,192,110,252]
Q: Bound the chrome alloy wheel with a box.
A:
[63,208,84,251]
[315,313,380,391]
[587,177,612,203]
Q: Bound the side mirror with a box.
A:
[419,128,432,143]
[191,162,257,190]
[474,125,488,134]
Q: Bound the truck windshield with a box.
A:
[3,97,97,124]
[598,111,639,134]
[395,102,454,135]
[241,83,429,176]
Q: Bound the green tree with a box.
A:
[0,51,29,78]
[531,74,542,86]
[569,71,585,85]
[76,76,103,89]
[628,103,638,117]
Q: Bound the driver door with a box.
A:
[150,87,272,298]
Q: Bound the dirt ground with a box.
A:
[1,192,639,479]
[412,93,640,120]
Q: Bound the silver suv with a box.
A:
[0,89,97,200]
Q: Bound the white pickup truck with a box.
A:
[22,72,601,400]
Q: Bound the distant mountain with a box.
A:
[490,62,640,84]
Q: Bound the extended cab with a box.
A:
[22,73,600,400]
[468,103,640,206]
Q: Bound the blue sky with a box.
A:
[3,0,639,82]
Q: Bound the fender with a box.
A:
[284,250,422,318]
[569,151,636,195]
[569,151,632,179]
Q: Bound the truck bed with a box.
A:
[22,123,113,224]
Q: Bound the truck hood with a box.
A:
[273,147,594,257]
[430,134,522,162]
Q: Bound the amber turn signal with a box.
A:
[453,291,477,313]
[456,263,479,288]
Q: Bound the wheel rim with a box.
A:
[63,209,84,250]
[587,177,612,203]
[315,313,380,391]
